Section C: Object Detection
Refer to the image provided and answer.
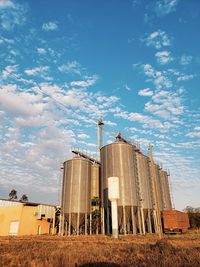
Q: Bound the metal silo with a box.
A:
[154,164,164,211]
[159,170,172,210]
[136,152,153,234]
[100,140,138,235]
[62,157,91,235]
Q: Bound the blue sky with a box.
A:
[0,0,200,210]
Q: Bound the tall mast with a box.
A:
[97,118,104,151]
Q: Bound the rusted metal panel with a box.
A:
[162,210,189,233]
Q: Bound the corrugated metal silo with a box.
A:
[159,170,172,210]
[136,152,153,234]
[100,141,138,235]
[62,157,91,235]
[154,164,164,211]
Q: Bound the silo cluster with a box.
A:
[60,125,172,236]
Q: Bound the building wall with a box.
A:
[0,206,51,236]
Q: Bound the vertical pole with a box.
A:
[148,209,152,233]
[68,213,71,236]
[101,207,105,234]
[77,213,80,235]
[90,212,92,235]
[111,200,118,238]
[153,210,158,233]
[85,213,87,235]
[138,208,142,234]
[123,206,127,235]
[131,206,137,234]
[141,208,146,235]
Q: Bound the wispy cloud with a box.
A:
[0,0,14,9]
[0,0,27,30]
[177,74,195,82]
[154,0,180,16]
[138,88,153,97]
[24,66,49,76]
[2,65,18,79]
[37,48,47,54]
[143,30,171,49]
[155,51,174,64]
[186,127,200,138]
[141,63,173,89]
[77,133,90,140]
[70,77,97,88]
[58,61,82,75]
[144,90,185,120]
[42,22,58,31]
[180,55,193,65]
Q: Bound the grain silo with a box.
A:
[159,170,172,210]
[154,164,164,211]
[100,137,139,235]
[136,152,153,234]
[61,157,92,235]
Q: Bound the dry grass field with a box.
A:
[0,232,200,267]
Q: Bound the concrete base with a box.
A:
[112,229,118,239]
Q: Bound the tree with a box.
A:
[184,206,200,229]
[9,189,17,200]
[19,194,28,202]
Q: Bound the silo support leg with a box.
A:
[138,208,142,235]
[89,212,92,235]
[68,213,71,236]
[77,213,80,235]
[101,207,105,235]
[141,208,146,235]
[85,213,87,235]
[147,209,152,233]
[123,206,127,235]
[153,210,158,234]
[131,206,136,235]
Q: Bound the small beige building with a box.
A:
[0,199,56,236]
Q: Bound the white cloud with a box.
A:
[0,84,44,117]
[0,0,26,30]
[37,48,46,54]
[24,66,49,76]
[142,63,173,89]
[124,84,131,91]
[155,51,174,64]
[155,0,180,16]
[77,133,90,139]
[144,90,185,120]
[70,78,97,88]
[143,30,171,49]
[2,65,18,79]
[42,22,58,31]
[0,0,14,9]
[138,88,153,97]
[194,127,200,131]
[177,74,195,82]
[58,61,82,75]
[180,55,192,65]
[186,126,200,138]
[114,108,173,132]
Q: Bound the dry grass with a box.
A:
[0,232,200,267]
